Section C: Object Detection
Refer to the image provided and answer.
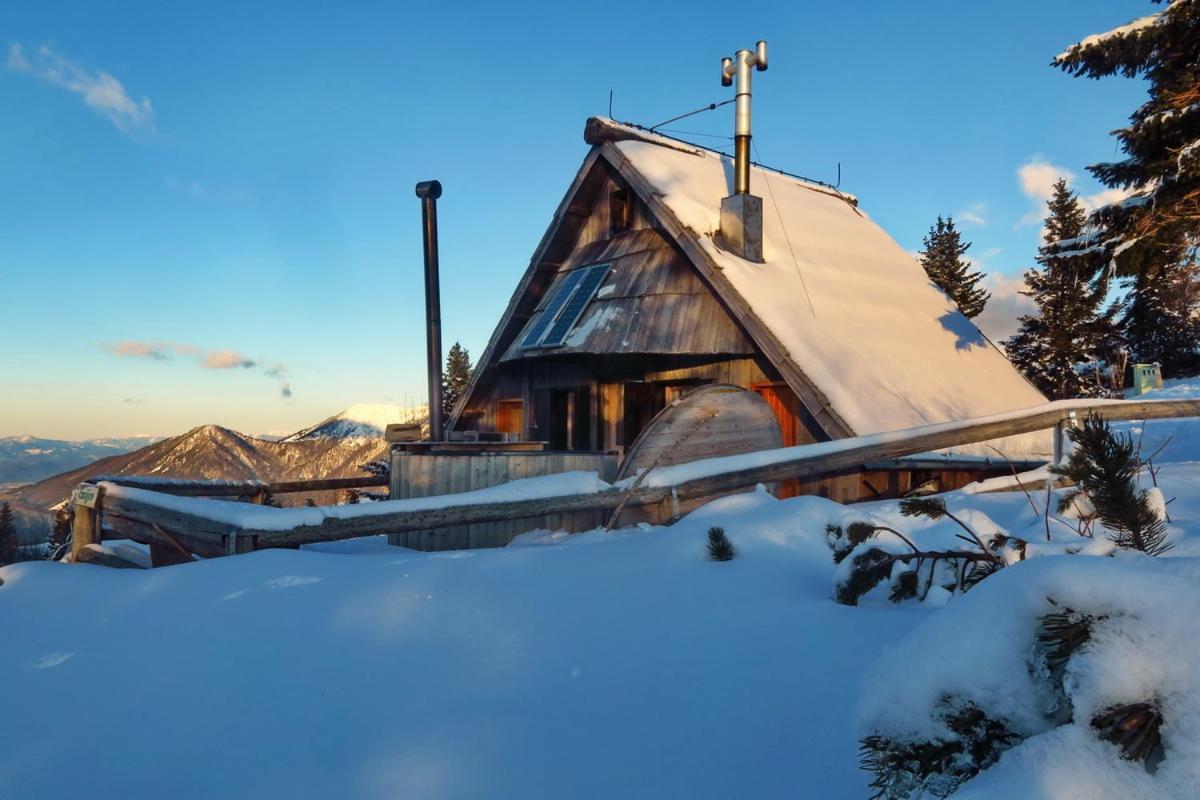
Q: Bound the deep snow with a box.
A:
[0,489,926,799]
[5,384,1200,798]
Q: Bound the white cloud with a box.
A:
[1017,156,1076,228]
[956,202,987,227]
[974,273,1035,344]
[7,43,154,133]
[7,43,30,71]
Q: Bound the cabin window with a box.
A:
[519,263,611,349]
[610,189,631,233]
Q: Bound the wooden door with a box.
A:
[752,382,806,498]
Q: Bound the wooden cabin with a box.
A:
[447,118,1050,504]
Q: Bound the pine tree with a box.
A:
[46,510,71,560]
[0,501,18,565]
[442,342,473,421]
[1056,1,1199,260]
[918,216,990,318]
[1004,180,1120,398]
[1052,413,1173,556]
[1056,2,1200,373]
[1121,257,1200,375]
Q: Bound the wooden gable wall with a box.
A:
[455,150,828,453]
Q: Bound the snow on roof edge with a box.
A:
[583,117,859,207]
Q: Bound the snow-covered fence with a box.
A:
[71,397,1200,564]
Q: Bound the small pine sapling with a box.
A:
[1052,414,1173,556]
[46,509,72,561]
[860,699,1017,799]
[1092,703,1165,770]
[831,511,1009,605]
[1034,599,1100,723]
[706,527,736,561]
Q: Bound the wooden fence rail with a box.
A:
[89,474,389,497]
[72,397,1200,563]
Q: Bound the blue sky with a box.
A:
[0,0,1152,439]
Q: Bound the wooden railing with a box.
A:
[70,397,1200,565]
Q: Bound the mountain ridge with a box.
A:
[7,404,428,535]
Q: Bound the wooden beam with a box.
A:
[90,475,389,497]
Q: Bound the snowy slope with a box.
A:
[282,403,428,442]
[609,125,1049,457]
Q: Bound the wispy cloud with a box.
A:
[203,349,257,370]
[104,340,195,360]
[101,340,292,397]
[7,43,154,134]
[956,202,987,227]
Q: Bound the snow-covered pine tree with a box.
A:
[1004,180,1120,398]
[442,341,472,421]
[1055,1,1200,374]
[918,216,990,318]
[0,501,18,565]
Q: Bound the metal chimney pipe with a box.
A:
[720,40,768,195]
[415,179,444,442]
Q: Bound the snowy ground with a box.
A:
[4,384,1200,798]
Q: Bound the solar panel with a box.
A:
[519,268,587,349]
[540,264,610,346]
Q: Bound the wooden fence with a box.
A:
[70,397,1200,565]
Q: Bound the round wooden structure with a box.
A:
[617,384,783,481]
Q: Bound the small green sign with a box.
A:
[74,484,101,509]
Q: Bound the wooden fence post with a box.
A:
[70,483,105,562]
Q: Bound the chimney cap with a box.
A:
[415,180,443,199]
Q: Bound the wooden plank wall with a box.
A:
[387,450,619,551]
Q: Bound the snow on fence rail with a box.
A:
[70,397,1200,563]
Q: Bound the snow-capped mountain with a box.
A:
[282,403,428,442]
[11,404,423,517]
[0,435,161,484]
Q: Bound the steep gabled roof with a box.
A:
[454,118,1048,454]
[589,119,1047,438]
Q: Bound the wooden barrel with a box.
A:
[617,384,783,480]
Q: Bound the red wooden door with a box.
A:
[753,382,802,498]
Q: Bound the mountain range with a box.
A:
[2,404,427,541]
[0,435,162,485]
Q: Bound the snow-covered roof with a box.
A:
[594,120,1047,444]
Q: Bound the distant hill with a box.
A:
[9,404,429,542]
[0,435,160,484]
